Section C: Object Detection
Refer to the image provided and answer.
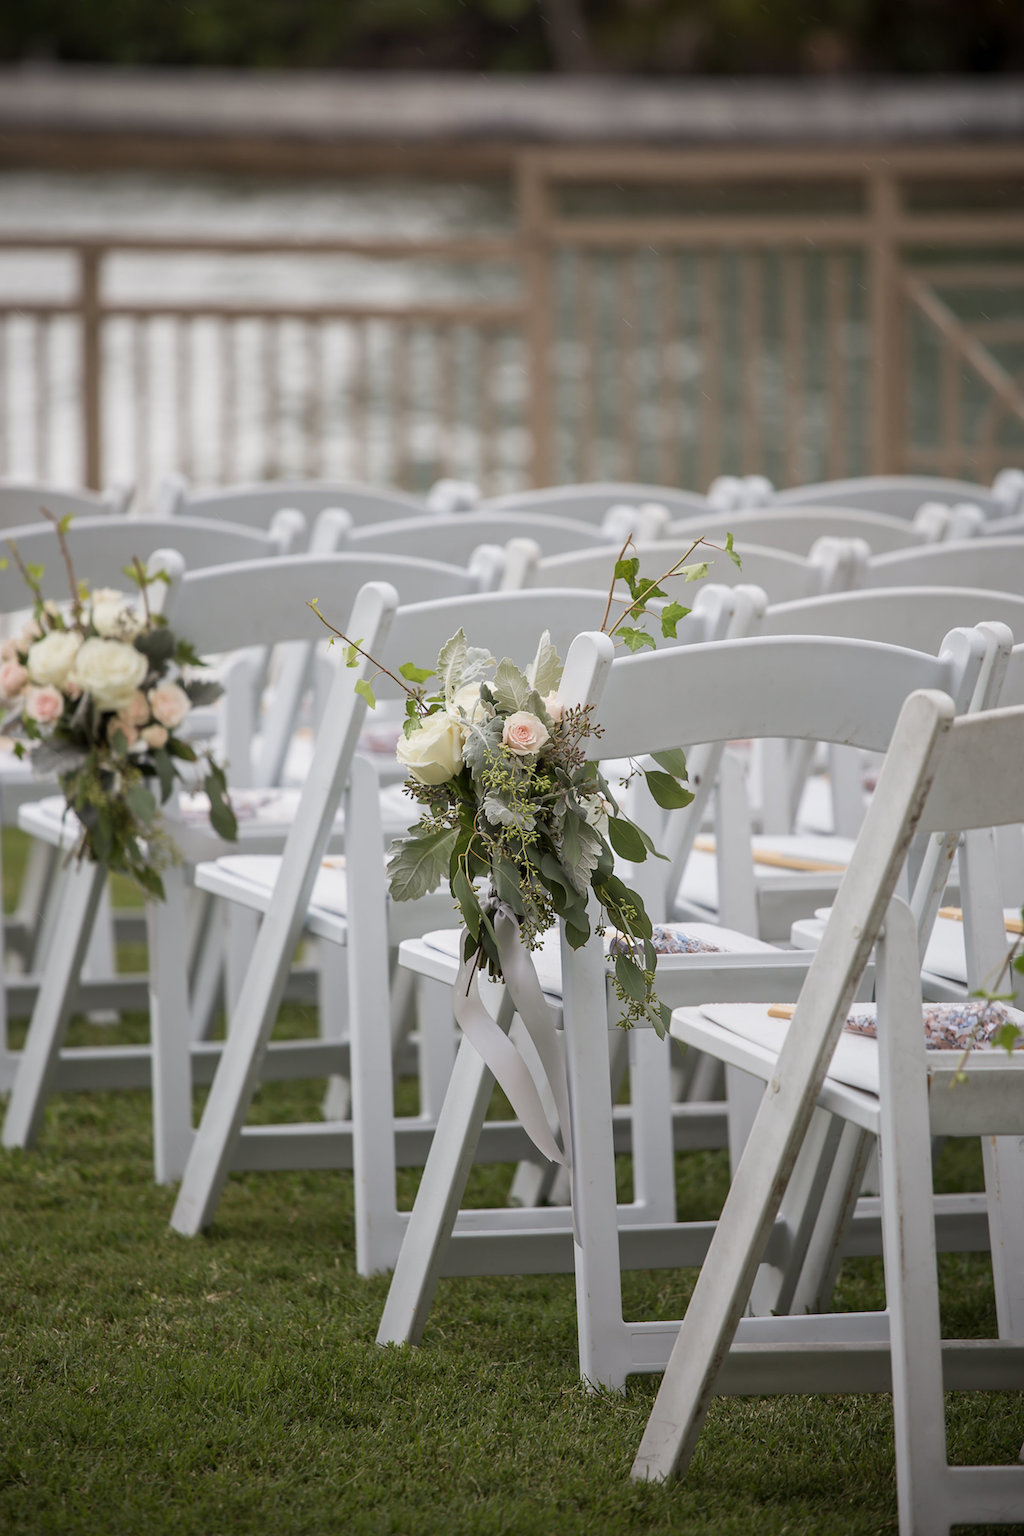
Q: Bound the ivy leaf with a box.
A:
[399,661,435,685]
[525,630,561,697]
[644,768,695,810]
[994,1022,1022,1055]
[614,557,639,587]
[632,578,667,603]
[617,627,656,654]
[354,677,376,709]
[725,530,743,568]
[387,826,458,902]
[57,514,74,534]
[652,747,688,780]
[681,561,709,583]
[660,601,690,639]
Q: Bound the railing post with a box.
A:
[517,154,554,489]
[868,165,904,475]
[79,245,103,490]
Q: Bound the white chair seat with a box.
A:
[676,833,856,912]
[416,921,779,1003]
[672,999,1024,1102]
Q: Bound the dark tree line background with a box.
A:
[1,0,1022,75]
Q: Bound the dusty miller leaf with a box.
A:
[559,811,603,895]
[387,826,458,902]
[491,657,532,713]
[525,630,562,696]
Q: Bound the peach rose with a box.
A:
[0,659,28,700]
[24,684,64,725]
[141,723,168,749]
[121,690,151,727]
[543,692,564,724]
[148,681,191,730]
[501,710,550,757]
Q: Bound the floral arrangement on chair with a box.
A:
[0,515,237,898]
[312,532,739,1032]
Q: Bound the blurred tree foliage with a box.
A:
[1,0,1021,74]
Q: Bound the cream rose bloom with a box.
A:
[447,681,489,729]
[72,637,149,712]
[396,710,464,785]
[501,710,550,757]
[148,681,191,730]
[141,722,168,749]
[91,591,142,640]
[542,692,564,724]
[26,628,83,689]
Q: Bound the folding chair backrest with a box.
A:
[155,475,428,532]
[510,537,861,605]
[479,482,709,524]
[763,585,1024,654]
[771,475,1009,519]
[0,483,131,526]
[863,537,1024,596]
[669,506,929,557]
[347,511,611,563]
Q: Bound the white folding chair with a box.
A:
[346,511,613,564]
[670,505,940,556]
[374,626,1000,1390]
[0,552,484,1181]
[862,536,1024,596]
[771,473,1019,520]
[0,481,132,523]
[154,475,429,536]
[168,583,758,1270]
[635,691,1024,1535]
[479,482,710,524]
[504,536,865,605]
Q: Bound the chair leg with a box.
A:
[981,1133,1024,1339]
[376,1028,499,1347]
[2,857,106,1150]
[874,909,956,1536]
[147,865,194,1184]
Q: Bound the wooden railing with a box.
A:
[1,145,1022,499]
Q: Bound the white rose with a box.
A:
[72,637,149,712]
[543,692,564,724]
[447,681,489,729]
[26,628,83,689]
[396,710,464,785]
[501,710,550,757]
[91,592,142,639]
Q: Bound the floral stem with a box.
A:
[599,532,635,634]
[605,535,730,639]
[38,506,85,628]
[132,556,153,626]
[306,599,418,697]
[4,538,45,611]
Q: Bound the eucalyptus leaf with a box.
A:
[606,815,648,862]
[651,748,688,780]
[644,769,695,810]
[125,783,158,825]
[614,952,648,1003]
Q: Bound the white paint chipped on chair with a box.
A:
[635,692,1024,1535]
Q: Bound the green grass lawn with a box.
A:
[2,836,1022,1535]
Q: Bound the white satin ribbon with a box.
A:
[452,905,572,1177]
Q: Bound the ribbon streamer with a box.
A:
[452,905,573,1179]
